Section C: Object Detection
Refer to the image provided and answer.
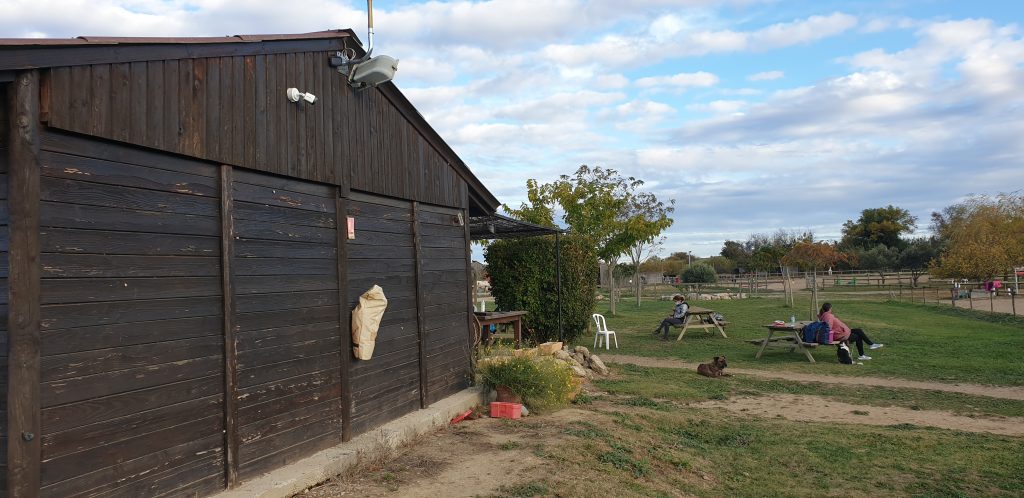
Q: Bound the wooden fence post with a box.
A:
[7,70,42,497]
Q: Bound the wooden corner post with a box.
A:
[412,202,428,408]
[7,70,42,496]
[219,165,240,487]
[462,189,474,384]
[336,192,352,442]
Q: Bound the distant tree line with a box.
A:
[693,193,1023,285]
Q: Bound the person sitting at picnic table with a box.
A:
[655,294,688,341]
[818,302,883,360]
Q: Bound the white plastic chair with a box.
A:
[592,313,618,350]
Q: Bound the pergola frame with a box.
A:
[469,214,566,340]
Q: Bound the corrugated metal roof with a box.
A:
[470,214,564,240]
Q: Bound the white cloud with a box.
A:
[748,70,784,81]
[593,73,630,89]
[635,71,719,90]
[598,99,677,133]
[539,12,858,69]
[494,90,626,121]
[747,12,858,49]
[719,88,763,96]
[394,57,459,85]
[649,14,688,41]
[686,100,747,114]
[610,99,676,117]
[860,16,920,34]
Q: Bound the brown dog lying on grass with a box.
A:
[697,356,730,377]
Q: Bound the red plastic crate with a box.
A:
[490,402,522,419]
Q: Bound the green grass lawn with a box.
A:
[597,363,1024,420]
[463,295,1024,497]
[549,396,1024,497]
[583,296,1024,386]
[525,364,1024,497]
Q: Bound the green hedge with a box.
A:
[485,235,597,344]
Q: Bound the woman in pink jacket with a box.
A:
[818,303,883,361]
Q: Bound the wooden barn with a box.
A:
[0,30,501,496]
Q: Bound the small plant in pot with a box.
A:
[477,348,576,413]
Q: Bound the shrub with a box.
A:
[485,235,598,343]
[477,349,577,413]
[681,262,718,292]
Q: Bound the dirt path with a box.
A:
[297,409,591,498]
[697,394,1024,436]
[602,354,1024,400]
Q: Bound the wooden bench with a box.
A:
[745,339,839,348]
[677,320,729,329]
[802,341,841,347]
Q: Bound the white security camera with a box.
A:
[286,87,317,105]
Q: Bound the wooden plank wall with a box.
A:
[418,204,472,404]
[0,104,474,491]
[345,90,464,208]
[36,132,226,497]
[231,169,342,480]
[0,82,10,497]
[346,193,421,435]
[43,54,466,209]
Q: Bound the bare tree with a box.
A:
[626,236,665,306]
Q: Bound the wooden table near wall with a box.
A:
[475,311,527,347]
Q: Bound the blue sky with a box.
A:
[4,0,1023,258]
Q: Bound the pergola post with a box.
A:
[556,232,563,342]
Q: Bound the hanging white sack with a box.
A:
[352,285,388,360]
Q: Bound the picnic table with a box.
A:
[751,321,837,363]
[475,311,527,347]
[675,306,729,341]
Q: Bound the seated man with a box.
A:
[654,294,688,341]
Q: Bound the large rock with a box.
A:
[537,341,563,355]
[571,352,586,365]
[570,364,591,378]
[553,350,573,362]
[589,354,609,375]
[574,346,592,362]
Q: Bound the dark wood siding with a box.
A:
[44,55,467,208]
[417,204,472,404]
[346,193,421,435]
[3,41,481,493]
[231,168,342,480]
[345,91,463,207]
[36,131,226,497]
[0,82,10,496]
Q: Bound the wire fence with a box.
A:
[617,271,1021,317]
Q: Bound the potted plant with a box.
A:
[476,350,576,413]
